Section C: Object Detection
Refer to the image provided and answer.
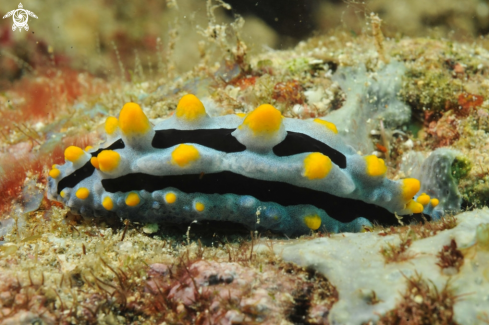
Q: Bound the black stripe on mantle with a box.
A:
[57,139,125,194]
[58,128,348,195]
[152,129,347,168]
[101,171,422,225]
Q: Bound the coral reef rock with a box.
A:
[261,209,489,325]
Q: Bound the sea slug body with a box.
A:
[47,95,438,236]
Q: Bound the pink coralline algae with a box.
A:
[144,260,334,324]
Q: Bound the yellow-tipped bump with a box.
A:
[431,198,439,207]
[76,188,90,200]
[416,193,431,206]
[401,178,421,201]
[195,202,205,212]
[102,197,114,210]
[64,146,85,163]
[60,190,66,198]
[314,118,338,134]
[176,94,206,121]
[165,192,177,204]
[304,215,322,230]
[303,152,333,180]
[406,199,424,214]
[49,168,60,178]
[90,157,99,169]
[97,150,121,172]
[171,144,200,167]
[236,113,246,118]
[119,103,151,135]
[105,116,119,135]
[85,146,93,151]
[241,104,282,135]
[364,155,387,177]
[125,192,140,206]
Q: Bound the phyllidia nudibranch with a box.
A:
[47,95,439,236]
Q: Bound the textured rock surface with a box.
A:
[328,62,411,153]
[261,209,489,325]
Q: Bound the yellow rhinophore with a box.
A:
[406,199,423,214]
[195,202,205,212]
[49,168,60,178]
[304,215,322,230]
[314,118,338,134]
[303,152,333,180]
[165,192,177,204]
[416,193,431,206]
[125,192,140,206]
[430,198,439,207]
[64,146,85,162]
[240,104,282,135]
[171,144,200,167]
[401,178,421,201]
[102,197,114,210]
[97,150,121,172]
[76,188,90,200]
[119,102,151,135]
[105,116,119,135]
[364,155,387,176]
[176,94,207,121]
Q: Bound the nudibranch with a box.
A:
[47,95,438,236]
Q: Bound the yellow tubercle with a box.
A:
[85,146,93,151]
[406,199,424,214]
[416,193,431,206]
[236,113,246,118]
[314,118,338,134]
[195,202,205,212]
[431,198,439,207]
[240,104,282,135]
[171,144,200,167]
[176,94,206,121]
[64,146,85,162]
[304,215,322,230]
[49,168,60,178]
[165,192,177,204]
[364,155,387,176]
[303,152,333,180]
[125,192,140,206]
[401,178,421,201]
[97,150,121,172]
[60,190,66,198]
[102,197,114,210]
[76,188,90,200]
[119,102,151,135]
[90,157,99,169]
[105,116,119,135]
